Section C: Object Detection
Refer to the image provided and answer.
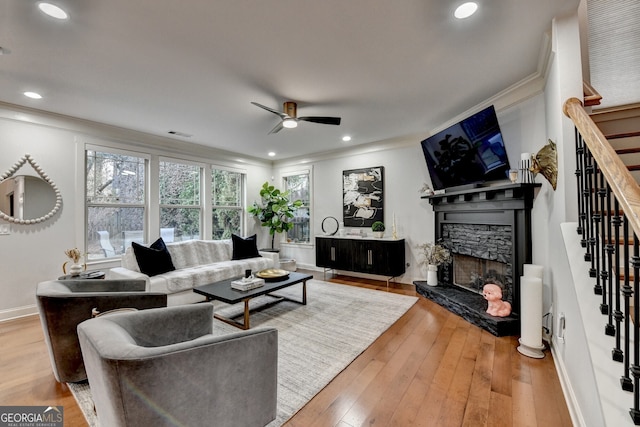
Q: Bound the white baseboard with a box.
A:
[0,304,38,322]
[550,340,587,427]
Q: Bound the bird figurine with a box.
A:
[530,139,558,190]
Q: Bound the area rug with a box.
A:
[68,280,418,426]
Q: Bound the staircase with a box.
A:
[564,97,640,425]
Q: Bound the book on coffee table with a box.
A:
[231,277,265,291]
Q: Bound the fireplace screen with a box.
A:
[452,253,508,295]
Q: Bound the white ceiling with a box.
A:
[1,0,580,160]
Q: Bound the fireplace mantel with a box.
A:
[416,182,541,336]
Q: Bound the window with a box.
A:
[86,149,146,260]
[212,168,244,239]
[159,160,202,242]
[283,171,310,244]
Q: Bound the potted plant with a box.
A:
[371,221,385,238]
[416,242,451,286]
[248,182,303,250]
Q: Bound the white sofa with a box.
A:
[108,239,278,305]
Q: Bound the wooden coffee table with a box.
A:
[193,271,312,329]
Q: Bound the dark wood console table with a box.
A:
[316,236,405,286]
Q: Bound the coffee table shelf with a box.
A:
[193,271,312,329]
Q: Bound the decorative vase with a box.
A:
[63,261,84,276]
[68,263,83,276]
[426,264,438,286]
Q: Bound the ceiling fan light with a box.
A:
[454,2,478,19]
[282,118,298,129]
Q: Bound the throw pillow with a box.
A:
[132,237,176,277]
[231,234,261,260]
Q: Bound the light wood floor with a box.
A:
[0,273,572,427]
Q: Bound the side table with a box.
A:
[58,271,106,280]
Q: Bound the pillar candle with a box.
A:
[523,264,544,280]
[519,276,543,350]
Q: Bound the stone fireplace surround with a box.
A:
[414,183,540,336]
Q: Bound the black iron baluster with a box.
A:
[598,172,608,299]
[606,198,621,336]
[576,127,584,236]
[593,165,603,295]
[586,150,597,276]
[612,210,626,362]
[604,185,613,322]
[630,235,640,423]
[582,146,591,261]
[621,218,633,389]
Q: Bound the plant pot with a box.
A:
[426,264,438,286]
[373,231,384,238]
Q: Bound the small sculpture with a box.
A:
[483,283,512,317]
[530,139,558,190]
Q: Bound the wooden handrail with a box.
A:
[564,97,640,237]
[583,81,602,106]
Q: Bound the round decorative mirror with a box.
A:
[0,154,62,224]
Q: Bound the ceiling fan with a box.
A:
[251,101,341,134]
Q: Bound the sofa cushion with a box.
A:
[132,238,176,277]
[232,234,261,260]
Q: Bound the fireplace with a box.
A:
[443,223,513,301]
[414,183,540,336]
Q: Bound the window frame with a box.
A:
[281,168,312,246]
[84,145,149,260]
[211,164,246,240]
[158,157,205,242]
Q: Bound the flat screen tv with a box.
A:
[420,105,510,191]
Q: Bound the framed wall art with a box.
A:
[342,166,384,227]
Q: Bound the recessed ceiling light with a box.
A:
[342,135,352,142]
[38,2,68,20]
[454,2,478,19]
[268,152,276,157]
[23,91,43,99]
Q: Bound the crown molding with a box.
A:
[0,101,272,168]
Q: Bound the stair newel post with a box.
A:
[630,234,640,423]
[597,171,608,298]
[621,217,633,390]
[575,127,585,237]
[606,198,621,336]
[586,149,597,276]
[612,211,627,362]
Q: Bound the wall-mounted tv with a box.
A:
[420,105,510,191]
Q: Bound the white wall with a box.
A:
[274,92,549,284]
[0,109,272,320]
[543,11,605,427]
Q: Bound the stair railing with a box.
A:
[564,96,640,424]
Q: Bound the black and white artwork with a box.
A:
[343,166,384,227]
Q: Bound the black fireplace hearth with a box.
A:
[415,183,540,336]
[414,281,519,336]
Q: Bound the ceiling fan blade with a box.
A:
[268,121,285,134]
[298,116,341,126]
[251,102,288,119]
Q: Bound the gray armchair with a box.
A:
[77,304,278,427]
[36,279,167,383]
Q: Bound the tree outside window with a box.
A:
[86,150,146,260]
[212,168,244,239]
[283,172,310,243]
[159,160,202,242]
